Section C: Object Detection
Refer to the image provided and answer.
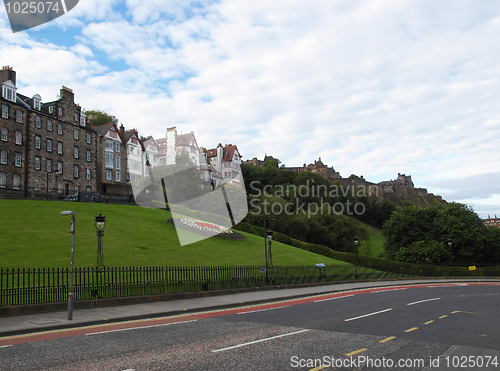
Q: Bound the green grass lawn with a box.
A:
[0,199,348,268]
[355,221,386,258]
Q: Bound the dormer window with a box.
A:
[49,106,54,114]
[32,94,41,110]
[1,81,16,103]
[80,112,86,127]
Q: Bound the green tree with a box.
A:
[394,240,450,264]
[85,110,118,127]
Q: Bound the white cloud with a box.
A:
[2,0,500,215]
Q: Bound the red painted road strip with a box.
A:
[1,282,498,347]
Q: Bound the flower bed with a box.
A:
[167,218,245,240]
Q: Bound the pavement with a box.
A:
[1,278,499,338]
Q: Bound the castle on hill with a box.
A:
[243,156,443,207]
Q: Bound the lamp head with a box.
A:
[266,230,273,240]
[95,214,106,231]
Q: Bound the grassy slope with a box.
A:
[354,220,386,258]
[0,200,349,268]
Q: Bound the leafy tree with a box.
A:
[85,110,118,127]
[394,240,450,264]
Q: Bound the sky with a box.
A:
[1,0,499,217]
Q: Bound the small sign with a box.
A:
[468,266,476,271]
[69,215,74,234]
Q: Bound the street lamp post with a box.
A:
[61,210,76,320]
[266,230,273,267]
[354,236,359,280]
[95,214,106,270]
[448,239,453,264]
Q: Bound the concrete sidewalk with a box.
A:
[1,278,497,338]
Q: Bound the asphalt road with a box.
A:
[1,282,499,370]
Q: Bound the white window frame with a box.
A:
[57,161,63,175]
[46,138,53,153]
[57,123,63,135]
[57,141,63,155]
[105,152,113,166]
[35,135,41,149]
[46,159,52,173]
[1,104,8,119]
[86,168,91,180]
[74,129,79,140]
[74,165,79,178]
[35,115,41,128]
[74,146,79,159]
[115,142,120,152]
[57,182,62,193]
[106,169,112,180]
[86,132,91,144]
[47,119,53,132]
[0,172,6,188]
[15,152,21,167]
[35,179,40,191]
[1,127,8,141]
[15,131,22,145]
[49,106,54,114]
[86,150,91,162]
[0,150,7,164]
[16,110,23,123]
[34,156,41,170]
[13,175,21,190]
[116,171,121,182]
[3,86,15,102]
[115,155,121,169]
[58,107,63,116]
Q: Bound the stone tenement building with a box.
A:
[244,156,443,207]
[0,66,97,198]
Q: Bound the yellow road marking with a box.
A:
[405,327,418,333]
[309,366,326,371]
[346,348,368,356]
[379,336,396,343]
[424,320,434,325]
[439,315,447,319]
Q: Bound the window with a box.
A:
[0,150,6,164]
[57,123,63,135]
[86,150,91,162]
[1,104,8,119]
[49,106,54,114]
[105,153,113,166]
[58,107,63,116]
[74,185,79,194]
[46,138,53,153]
[34,156,41,170]
[57,161,63,175]
[13,175,21,190]
[0,172,6,188]
[3,86,15,102]
[86,168,91,180]
[47,181,51,192]
[80,114,86,127]
[57,182,62,193]
[34,99,40,110]
[1,127,7,141]
[47,120,52,132]
[115,155,121,169]
[115,143,120,152]
[57,141,63,155]
[116,171,121,182]
[46,159,52,173]
[16,110,23,123]
[106,169,112,180]
[86,132,92,144]
[35,115,41,128]
[86,186,91,193]
[74,113,78,122]
[35,179,40,191]
[74,129,79,140]
[105,140,114,150]
[15,131,22,145]
[74,146,79,159]
[74,165,79,178]
[34,135,41,149]
[15,153,21,167]
[109,130,117,138]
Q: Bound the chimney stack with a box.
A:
[0,66,16,85]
